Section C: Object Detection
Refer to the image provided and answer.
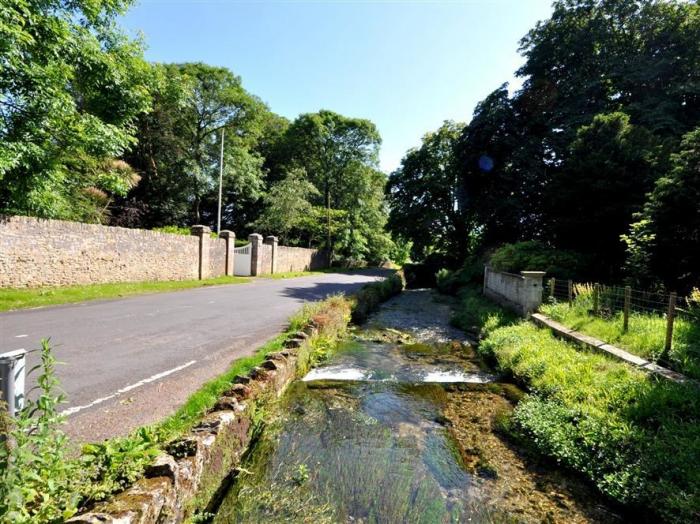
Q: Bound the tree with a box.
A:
[623,128,700,293]
[455,86,529,249]
[548,112,657,278]
[117,63,278,230]
[518,0,699,152]
[387,121,464,261]
[440,0,699,280]
[0,0,153,221]
[277,110,386,260]
[253,168,319,244]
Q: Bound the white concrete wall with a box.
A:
[483,266,546,317]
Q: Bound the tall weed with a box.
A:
[0,340,81,523]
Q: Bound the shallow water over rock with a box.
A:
[214,291,620,524]
[301,338,495,385]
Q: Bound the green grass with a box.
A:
[540,296,700,380]
[480,321,700,522]
[449,285,518,338]
[0,276,250,312]
[153,335,282,441]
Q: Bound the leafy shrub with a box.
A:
[153,225,190,235]
[686,288,700,322]
[450,286,517,338]
[489,241,583,279]
[153,225,218,238]
[80,429,161,502]
[436,255,487,295]
[0,341,81,522]
[351,271,405,323]
[435,268,456,294]
[481,322,700,522]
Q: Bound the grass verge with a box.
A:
[0,276,250,312]
[438,281,699,521]
[540,295,700,380]
[480,321,700,522]
[449,285,518,339]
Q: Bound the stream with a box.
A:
[213,290,621,523]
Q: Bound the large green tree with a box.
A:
[387,121,464,261]
[548,112,657,277]
[623,128,700,293]
[0,0,153,221]
[276,110,391,261]
[117,63,282,230]
[252,168,319,244]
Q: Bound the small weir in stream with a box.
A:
[213,290,621,523]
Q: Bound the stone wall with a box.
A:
[0,215,328,287]
[483,266,546,317]
[0,216,202,288]
[276,245,325,273]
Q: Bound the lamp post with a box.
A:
[217,127,225,235]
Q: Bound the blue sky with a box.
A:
[121,0,554,172]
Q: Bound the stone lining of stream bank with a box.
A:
[531,313,690,383]
[66,323,323,523]
[67,274,404,524]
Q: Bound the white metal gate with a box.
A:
[233,243,252,276]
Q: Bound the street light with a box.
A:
[217,127,224,235]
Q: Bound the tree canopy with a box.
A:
[0,0,153,221]
[387,121,464,262]
[0,1,395,264]
[387,0,700,290]
[263,110,391,262]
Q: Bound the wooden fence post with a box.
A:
[567,280,573,306]
[663,292,677,362]
[623,286,631,332]
[593,283,599,314]
[549,278,555,299]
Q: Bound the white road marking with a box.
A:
[15,334,28,338]
[60,360,197,417]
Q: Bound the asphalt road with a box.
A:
[0,271,384,441]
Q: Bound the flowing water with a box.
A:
[213,291,620,524]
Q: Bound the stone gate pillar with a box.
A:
[190,225,211,280]
[219,230,235,276]
[249,233,263,276]
[264,236,278,275]
[521,271,546,316]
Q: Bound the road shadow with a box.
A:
[277,269,393,302]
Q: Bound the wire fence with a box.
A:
[544,278,694,361]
